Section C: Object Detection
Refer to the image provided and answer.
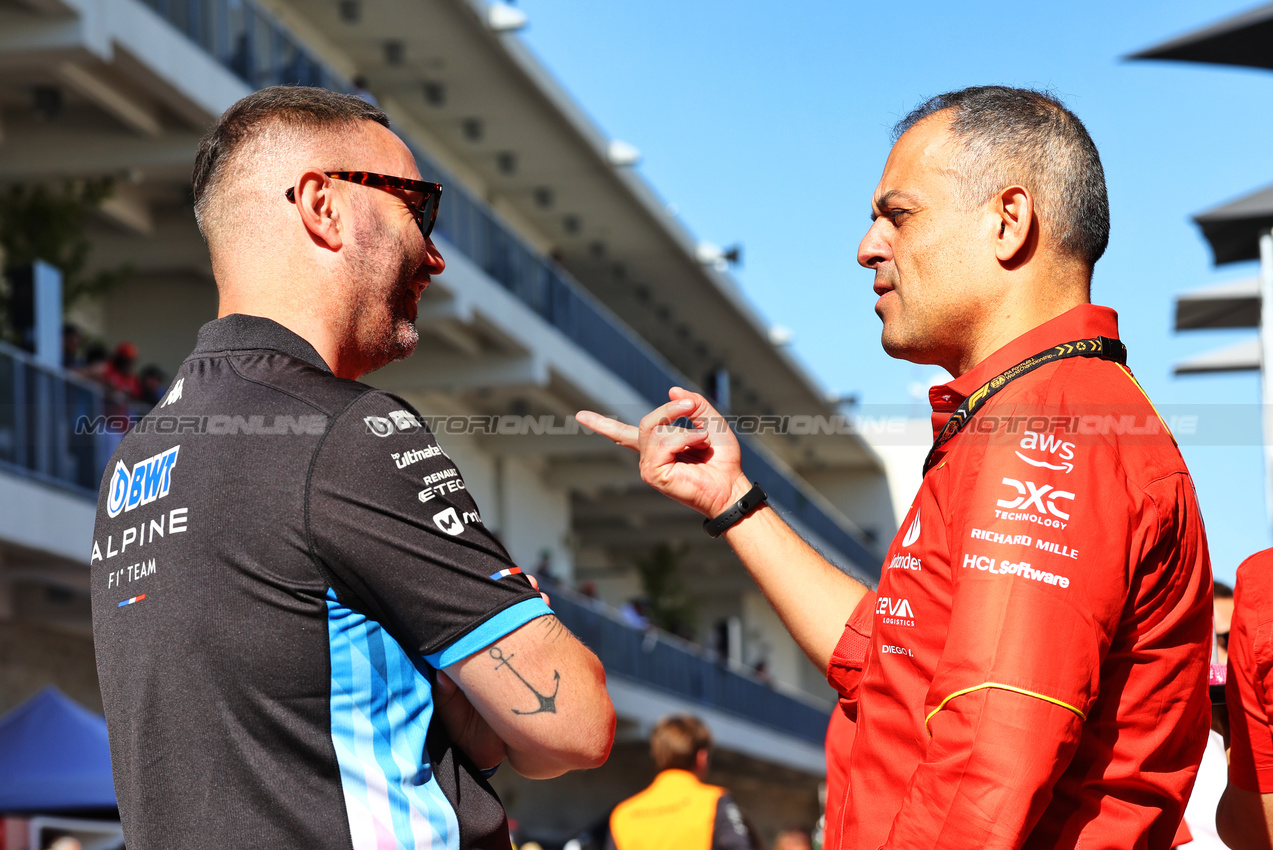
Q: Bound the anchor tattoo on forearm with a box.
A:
[489,646,560,715]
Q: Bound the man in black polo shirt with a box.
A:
[90,86,615,850]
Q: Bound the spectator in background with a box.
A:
[351,75,379,106]
[76,342,108,382]
[822,708,855,850]
[100,341,141,399]
[138,365,168,406]
[773,825,813,850]
[1217,550,1273,849]
[1215,580,1235,664]
[619,597,650,630]
[606,715,760,850]
[1173,581,1236,848]
[62,323,83,370]
[533,549,559,587]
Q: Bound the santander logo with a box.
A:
[901,508,921,547]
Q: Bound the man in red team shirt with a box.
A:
[1217,549,1273,849]
[578,86,1212,848]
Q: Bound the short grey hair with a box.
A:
[894,86,1109,269]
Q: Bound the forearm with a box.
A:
[498,644,614,779]
[720,487,869,670]
[450,615,615,779]
[1217,783,1273,850]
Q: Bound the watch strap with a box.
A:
[703,482,768,538]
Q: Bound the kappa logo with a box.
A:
[158,378,184,408]
[996,478,1075,520]
[433,507,465,536]
[106,446,180,518]
[365,410,423,437]
[901,508,921,547]
[1015,430,1075,473]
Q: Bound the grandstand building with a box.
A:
[0,0,896,839]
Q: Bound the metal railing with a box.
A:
[419,149,878,571]
[0,341,132,496]
[550,588,832,746]
[136,0,346,91]
[102,0,882,576]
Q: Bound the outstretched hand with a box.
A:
[576,386,751,519]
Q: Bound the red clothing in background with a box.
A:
[1228,548,1273,793]
[822,707,855,850]
[826,305,1212,849]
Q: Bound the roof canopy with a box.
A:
[1193,182,1273,265]
[1175,277,1261,329]
[0,688,116,813]
[1174,338,1261,375]
[1130,3,1273,70]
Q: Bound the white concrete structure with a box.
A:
[0,0,897,840]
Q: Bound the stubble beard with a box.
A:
[346,204,423,371]
[877,279,944,367]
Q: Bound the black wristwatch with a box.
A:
[703,483,768,538]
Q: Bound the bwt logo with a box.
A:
[365,409,423,437]
[996,478,1075,520]
[107,446,180,518]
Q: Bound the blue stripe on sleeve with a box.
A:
[426,597,553,668]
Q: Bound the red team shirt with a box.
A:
[825,305,1212,849]
[1228,548,1273,794]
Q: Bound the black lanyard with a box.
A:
[923,336,1127,475]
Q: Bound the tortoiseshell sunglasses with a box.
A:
[285,171,443,240]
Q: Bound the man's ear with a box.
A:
[292,170,344,251]
[993,184,1034,265]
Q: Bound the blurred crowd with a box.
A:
[62,323,168,406]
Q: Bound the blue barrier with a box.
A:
[550,589,832,746]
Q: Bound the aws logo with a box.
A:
[1016,430,1076,473]
[106,446,180,518]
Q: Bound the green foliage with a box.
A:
[635,542,697,638]
[0,180,132,338]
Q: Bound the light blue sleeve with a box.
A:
[425,597,554,668]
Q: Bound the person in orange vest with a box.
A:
[607,715,761,850]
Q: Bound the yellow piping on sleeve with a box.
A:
[924,682,1086,737]
[1117,365,1176,446]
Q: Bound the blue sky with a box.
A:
[514,0,1273,584]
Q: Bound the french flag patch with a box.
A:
[118,594,147,608]
[489,567,523,581]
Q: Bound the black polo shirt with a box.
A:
[90,314,549,850]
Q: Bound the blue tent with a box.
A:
[0,687,116,812]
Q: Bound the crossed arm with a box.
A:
[439,612,615,779]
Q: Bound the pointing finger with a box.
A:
[576,410,639,450]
